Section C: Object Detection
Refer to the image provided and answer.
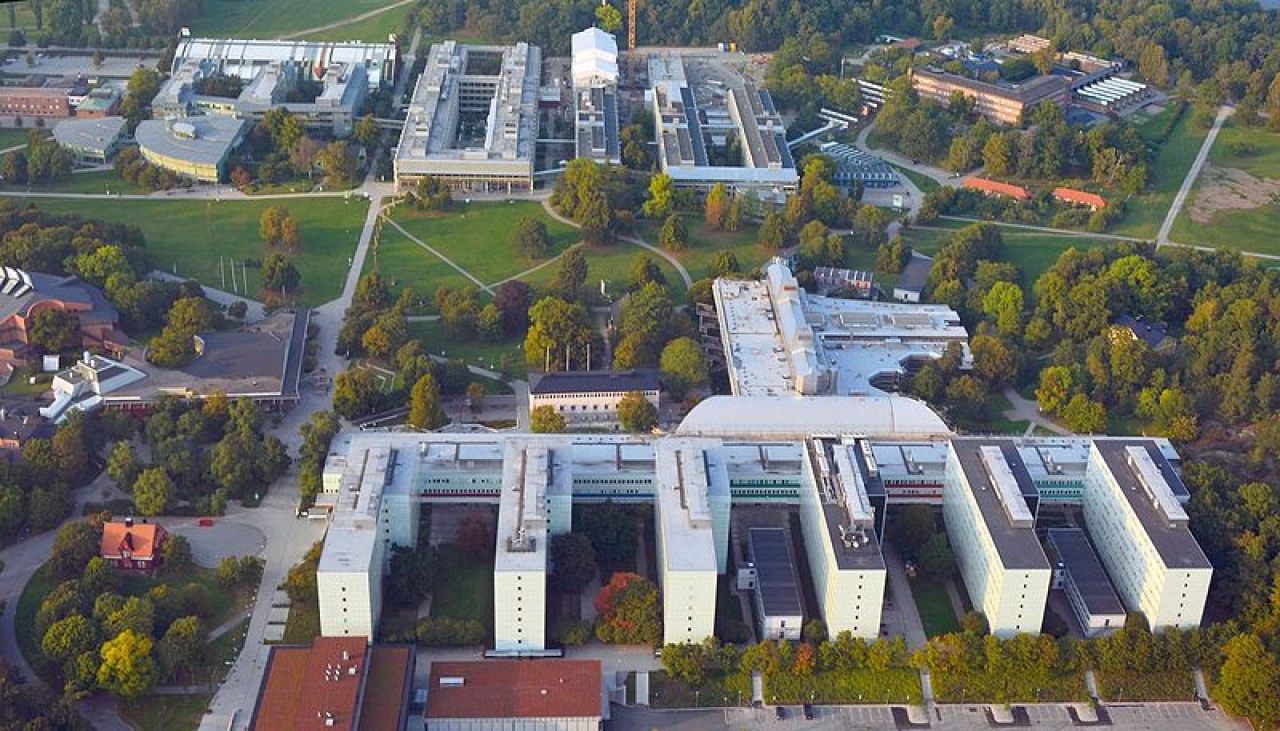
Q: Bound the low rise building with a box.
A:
[893,252,932,303]
[1083,440,1212,630]
[748,527,804,640]
[134,115,247,182]
[0,86,71,117]
[963,177,1031,201]
[100,517,168,572]
[171,36,397,91]
[571,26,619,88]
[1053,187,1107,210]
[426,660,603,731]
[912,67,1069,126]
[73,85,122,118]
[52,115,127,163]
[528,369,660,428]
[0,268,123,372]
[1047,528,1126,637]
[943,439,1052,637]
[249,637,415,730]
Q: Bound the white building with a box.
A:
[943,440,1052,638]
[527,369,660,429]
[571,27,619,87]
[797,438,887,639]
[1082,441,1212,630]
[748,528,804,640]
[394,41,541,193]
[171,36,397,90]
[713,260,970,397]
[653,439,728,644]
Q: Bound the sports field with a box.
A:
[28,196,368,305]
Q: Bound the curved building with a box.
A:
[135,115,247,182]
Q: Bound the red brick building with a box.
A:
[0,87,71,117]
[100,518,169,572]
[0,269,124,371]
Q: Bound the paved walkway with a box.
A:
[148,271,266,322]
[538,198,695,288]
[1157,105,1232,246]
[855,122,956,186]
[880,543,928,651]
[1002,387,1071,436]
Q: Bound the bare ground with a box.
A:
[1188,164,1280,223]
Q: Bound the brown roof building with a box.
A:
[1053,187,1108,210]
[963,177,1031,201]
[426,660,603,731]
[100,518,169,572]
[250,637,414,731]
[0,86,71,117]
[911,67,1069,125]
[0,268,124,371]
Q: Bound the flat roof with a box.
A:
[134,114,245,167]
[1046,528,1125,617]
[250,637,369,731]
[950,438,1051,571]
[173,37,395,89]
[749,528,804,617]
[914,66,1070,103]
[427,660,602,719]
[654,439,723,573]
[895,252,932,294]
[357,645,414,731]
[494,439,551,573]
[677,395,951,440]
[529,368,658,396]
[1091,440,1211,570]
[815,440,887,571]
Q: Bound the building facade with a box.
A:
[100,518,168,572]
[911,67,1069,126]
[0,269,123,371]
[654,441,725,644]
[0,87,71,117]
[528,369,660,428]
[135,115,248,182]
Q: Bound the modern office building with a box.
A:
[713,259,970,396]
[649,54,797,200]
[493,439,558,652]
[171,36,397,90]
[1082,440,1212,630]
[943,439,1052,637]
[797,438,887,638]
[527,369,660,429]
[911,67,1069,125]
[425,660,603,731]
[573,84,621,165]
[817,142,900,189]
[52,115,127,163]
[134,114,248,182]
[748,527,805,640]
[1047,528,1126,637]
[394,41,541,193]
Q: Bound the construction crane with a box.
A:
[628,0,637,51]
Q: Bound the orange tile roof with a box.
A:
[427,660,602,720]
[357,646,414,731]
[251,637,369,731]
[963,177,1031,201]
[1053,187,1107,208]
[100,521,166,560]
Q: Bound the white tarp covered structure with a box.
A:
[571,27,619,87]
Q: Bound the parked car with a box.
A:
[803,704,815,720]
[775,706,786,721]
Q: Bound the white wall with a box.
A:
[661,569,716,645]
[318,566,378,638]
[429,716,601,731]
[529,389,660,426]
[494,569,547,651]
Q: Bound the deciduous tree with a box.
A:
[97,630,158,701]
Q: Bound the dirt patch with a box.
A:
[1189,164,1280,223]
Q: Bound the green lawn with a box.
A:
[1113,105,1209,238]
[380,200,579,290]
[431,546,493,631]
[672,221,768,282]
[1208,119,1280,178]
[118,693,212,731]
[0,127,32,150]
[15,563,53,671]
[902,223,1101,286]
[301,6,409,41]
[28,196,369,305]
[889,163,942,193]
[521,240,687,300]
[909,579,961,637]
[0,170,148,195]
[189,0,401,38]
[409,320,527,378]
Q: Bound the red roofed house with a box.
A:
[100,517,169,572]
[963,177,1031,201]
[1053,187,1108,211]
[250,637,415,731]
[427,660,603,731]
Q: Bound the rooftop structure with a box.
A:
[134,114,247,182]
[893,252,932,303]
[817,142,900,189]
[713,259,970,397]
[426,660,602,731]
[394,41,541,193]
[1112,314,1175,353]
[748,527,805,640]
[1047,528,1126,637]
[912,67,1069,125]
[528,369,659,430]
[493,438,557,651]
[963,177,1031,201]
[52,115,127,163]
[649,54,797,200]
[573,84,620,164]
[571,27,618,87]
[249,637,414,731]
[172,36,397,90]
[676,395,951,440]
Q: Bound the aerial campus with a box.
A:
[0,1,1279,731]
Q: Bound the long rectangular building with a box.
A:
[171,36,396,89]
[943,439,1052,637]
[394,41,541,193]
[911,67,1069,125]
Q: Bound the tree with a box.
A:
[412,176,452,210]
[524,296,594,371]
[983,133,1013,177]
[466,382,486,412]
[982,281,1024,336]
[595,2,622,31]
[352,114,380,149]
[27,307,77,354]
[659,214,688,252]
[386,545,434,608]
[261,252,301,293]
[50,521,100,582]
[711,249,740,276]
[163,534,192,572]
[760,213,788,250]
[659,337,708,398]
[97,630,158,701]
[1216,633,1280,726]
[157,616,204,682]
[594,572,661,645]
[618,391,657,433]
[944,375,988,422]
[408,373,448,430]
[531,405,566,433]
[916,533,956,580]
[494,280,533,334]
[971,335,1017,388]
[132,467,175,516]
[317,140,358,184]
[577,188,613,243]
[551,532,597,593]
[643,173,675,218]
[333,368,383,419]
[628,253,667,291]
[551,248,589,302]
[704,183,729,230]
[1036,366,1075,414]
[1060,393,1107,433]
[512,216,550,259]
[1,149,27,184]
[888,504,936,560]
[42,613,97,664]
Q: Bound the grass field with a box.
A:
[301,7,408,42]
[189,0,402,39]
[408,320,527,378]
[1113,105,1209,238]
[909,579,961,637]
[522,240,688,300]
[889,163,942,193]
[0,170,147,195]
[1207,119,1280,178]
[431,546,493,631]
[899,222,1099,287]
[29,196,369,305]
[118,693,212,731]
[675,222,767,282]
[0,127,32,149]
